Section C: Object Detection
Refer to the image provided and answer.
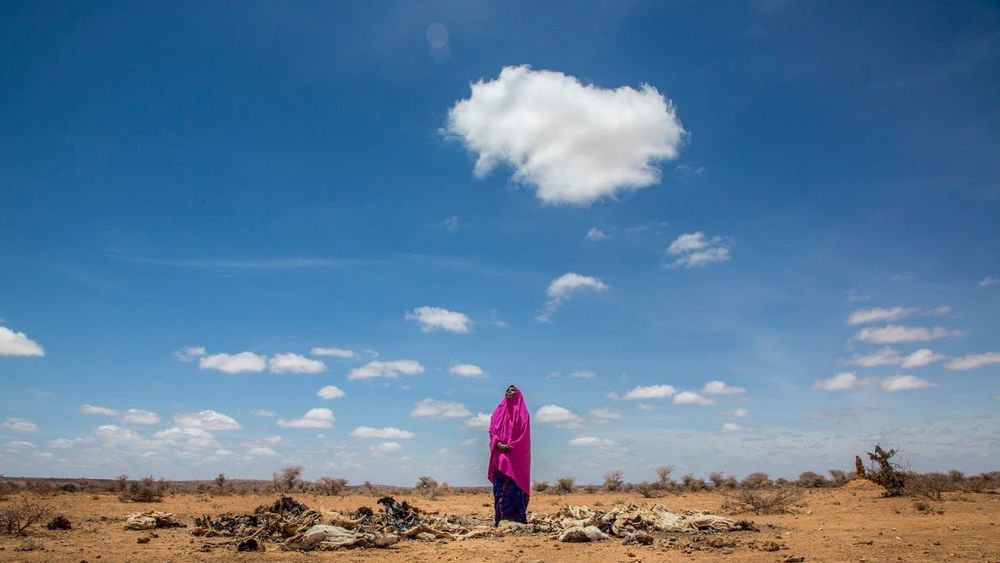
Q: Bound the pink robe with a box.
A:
[487,387,531,497]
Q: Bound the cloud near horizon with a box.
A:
[0,326,44,357]
[445,65,685,206]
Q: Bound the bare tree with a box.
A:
[603,470,624,492]
[655,465,675,490]
[274,465,304,493]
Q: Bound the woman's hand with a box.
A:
[497,441,510,452]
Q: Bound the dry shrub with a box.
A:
[634,481,659,498]
[414,476,439,499]
[723,487,803,515]
[314,477,349,496]
[583,483,598,493]
[906,472,954,501]
[119,476,164,503]
[603,470,624,492]
[866,445,907,497]
[709,472,738,490]
[0,496,50,537]
[533,481,550,493]
[797,471,828,488]
[741,472,772,489]
[655,465,675,490]
[554,476,575,494]
[273,465,304,493]
[828,469,849,487]
[681,473,705,492]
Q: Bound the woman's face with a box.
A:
[505,385,517,400]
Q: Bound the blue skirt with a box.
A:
[492,469,528,525]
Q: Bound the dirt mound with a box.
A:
[843,479,882,491]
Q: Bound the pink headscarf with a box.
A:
[487,385,531,496]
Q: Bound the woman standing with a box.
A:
[488,384,531,525]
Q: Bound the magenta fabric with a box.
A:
[487,387,531,497]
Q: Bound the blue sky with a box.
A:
[1,1,998,485]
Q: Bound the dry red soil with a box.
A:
[2,483,999,562]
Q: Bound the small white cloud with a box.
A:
[442,215,459,233]
[0,326,44,357]
[370,441,402,454]
[437,447,449,454]
[854,325,956,344]
[569,370,596,379]
[269,353,325,374]
[316,385,346,400]
[174,410,241,431]
[589,408,622,421]
[347,359,424,380]
[248,446,279,457]
[586,228,609,241]
[535,404,581,426]
[410,399,471,419]
[881,375,936,392]
[813,372,872,391]
[537,273,609,322]
[945,352,1000,371]
[249,409,276,417]
[568,436,615,447]
[5,440,36,449]
[350,426,415,439]
[666,232,730,268]
[673,391,715,406]
[459,437,479,447]
[2,417,38,432]
[848,306,915,325]
[622,384,676,400]
[465,413,491,429]
[444,65,685,206]
[900,348,944,369]
[47,437,88,449]
[80,404,159,425]
[310,347,356,359]
[92,424,154,450]
[153,427,219,450]
[199,351,268,374]
[450,363,486,378]
[846,347,903,368]
[723,407,748,417]
[405,306,472,333]
[701,380,745,395]
[174,346,206,362]
[979,276,998,287]
[277,408,335,429]
[721,422,742,433]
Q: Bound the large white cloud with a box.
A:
[449,363,486,378]
[621,384,676,400]
[410,399,471,419]
[846,347,944,369]
[153,427,219,450]
[268,353,325,374]
[174,410,241,431]
[277,408,335,429]
[199,351,268,374]
[900,348,945,369]
[881,375,936,392]
[666,232,730,268]
[465,413,491,429]
[350,426,415,439]
[316,385,346,400]
[0,326,44,357]
[535,404,581,427]
[347,359,424,381]
[945,352,1000,371]
[537,272,609,322]
[2,417,38,432]
[854,325,956,344]
[405,306,472,333]
[445,65,686,206]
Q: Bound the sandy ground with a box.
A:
[2,483,999,562]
